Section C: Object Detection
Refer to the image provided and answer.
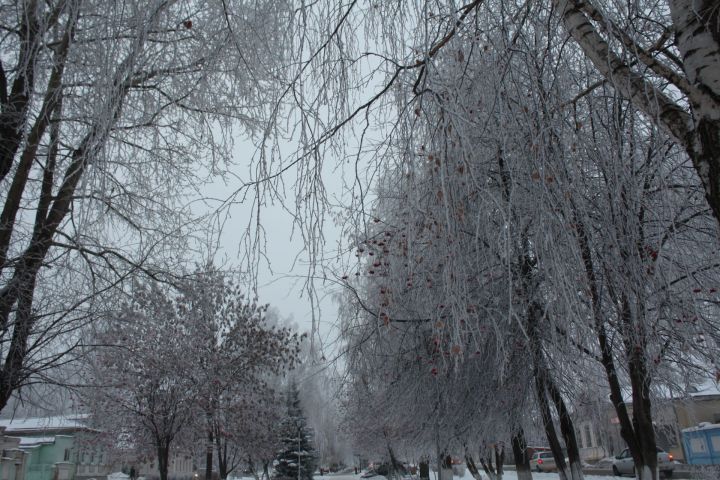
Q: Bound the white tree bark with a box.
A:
[670,0,720,105]
[554,0,720,227]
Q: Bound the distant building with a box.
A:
[0,415,195,480]
[0,415,92,480]
[668,381,720,462]
[596,380,720,462]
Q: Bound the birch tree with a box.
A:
[557,93,720,480]
[551,0,720,226]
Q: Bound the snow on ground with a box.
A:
[322,471,617,480]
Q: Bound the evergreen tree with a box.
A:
[274,382,317,480]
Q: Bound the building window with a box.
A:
[64,449,70,461]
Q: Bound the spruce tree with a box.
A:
[274,382,317,480]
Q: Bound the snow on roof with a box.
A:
[681,422,720,433]
[618,378,720,403]
[18,436,56,447]
[0,414,90,434]
[685,379,720,398]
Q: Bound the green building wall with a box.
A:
[23,436,76,480]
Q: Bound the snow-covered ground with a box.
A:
[321,471,617,480]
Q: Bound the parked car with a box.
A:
[612,447,675,477]
[530,451,557,472]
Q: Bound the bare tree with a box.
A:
[551,0,720,225]
[319,4,720,480]
[0,0,291,411]
[86,271,303,480]
[85,282,199,480]
[182,267,302,480]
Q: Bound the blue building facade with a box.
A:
[681,423,720,465]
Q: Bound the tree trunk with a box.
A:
[575,217,658,480]
[621,298,658,480]
[205,425,214,480]
[157,443,170,480]
[478,444,503,480]
[527,299,568,480]
[382,427,405,479]
[0,0,41,183]
[478,457,496,480]
[511,429,532,480]
[387,443,405,477]
[534,372,568,480]
[419,460,431,480]
[216,435,227,480]
[464,453,482,480]
[0,273,37,408]
[494,445,504,478]
[248,458,260,480]
[435,427,442,480]
[545,375,584,480]
[669,0,720,226]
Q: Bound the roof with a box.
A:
[0,414,90,434]
[685,380,720,398]
[18,436,56,447]
[681,422,720,433]
[619,379,720,403]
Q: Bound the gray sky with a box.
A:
[207,140,351,353]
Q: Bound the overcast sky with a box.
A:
[203,136,354,357]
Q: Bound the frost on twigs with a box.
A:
[0,0,294,412]
[317,1,720,475]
